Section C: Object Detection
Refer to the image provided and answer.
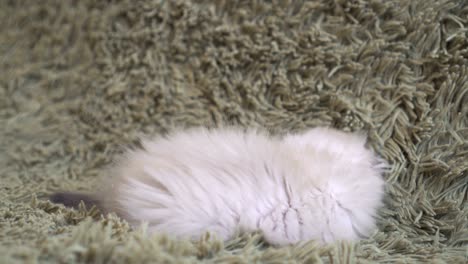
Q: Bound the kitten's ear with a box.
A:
[351,130,369,146]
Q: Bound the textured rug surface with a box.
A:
[1,0,467,263]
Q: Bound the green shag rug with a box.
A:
[1,0,467,263]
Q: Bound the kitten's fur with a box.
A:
[51,127,386,246]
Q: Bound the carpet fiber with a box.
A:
[1,0,467,263]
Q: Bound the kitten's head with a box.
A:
[258,127,387,246]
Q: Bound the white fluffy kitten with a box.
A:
[52,127,386,246]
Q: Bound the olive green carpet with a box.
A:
[1,0,467,263]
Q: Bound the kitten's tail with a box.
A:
[49,192,102,211]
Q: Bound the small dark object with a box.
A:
[49,192,101,210]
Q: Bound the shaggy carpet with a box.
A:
[1,0,467,263]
